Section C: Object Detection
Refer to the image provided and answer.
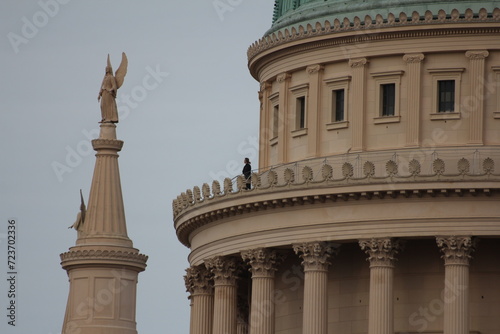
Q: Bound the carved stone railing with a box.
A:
[173,147,500,220]
[248,7,500,61]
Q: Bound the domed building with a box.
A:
[174,1,500,333]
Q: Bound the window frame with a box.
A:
[324,76,351,130]
[371,70,404,124]
[290,83,309,138]
[428,68,464,120]
[269,92,279,146]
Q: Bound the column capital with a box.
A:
[260,81,272,92]
[241,248,284,278]
[349,57,368,68]
[205,256,240,285]
[436,236,476,265]
[276,72,291,83]
[465,50,489,60]
[359,238,402,267]
[306,64,324,75]
[403,53,425,63]
[293,241,338,272]
[184,265,213,296]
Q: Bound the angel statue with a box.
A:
[98,52,128,123]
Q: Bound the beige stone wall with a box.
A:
[257,34,500,169]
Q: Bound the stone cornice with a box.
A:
[92,138,124,151]
[60,249,148,271]
[173,150,500,247]
[248,7,500,64]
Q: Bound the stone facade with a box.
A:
[174,2,500,334]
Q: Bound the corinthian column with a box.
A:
[205,256,240,334]
[241,248,283,334]
[293,242,337,334]
[185,265,214,334]
[436,236,476,334]
[359,238,401,334]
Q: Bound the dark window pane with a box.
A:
[381,83,395,116]
[297,96,306,129]
[438,80,455,112]
[333,89,345,122]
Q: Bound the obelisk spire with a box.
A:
[76,122,132,247]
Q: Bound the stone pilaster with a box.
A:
[277,72,291,163]
[185,265,214,334]
[465,50,489,145]
[259,81,272,171]
[293,242,338,334]
[359,238,401,334]
[306,64,324,158]
[205,256,240,334]
[349,58,367,152]
[241,248,283,334]
[403,53,424,147]
[436,236,476,334]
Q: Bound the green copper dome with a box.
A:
[268,0,500,34]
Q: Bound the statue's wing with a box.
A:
[115,52,128,89]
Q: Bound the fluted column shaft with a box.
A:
[206,257,239,334]
[241,248,283,334]
[259,82,271,170]
[360,238,401,334]
[294,242,337,334]
[436,236,475,334]
[185,266,214,334]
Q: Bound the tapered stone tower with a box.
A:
[60,120,148,333]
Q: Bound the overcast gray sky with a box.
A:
[0,1,273,333]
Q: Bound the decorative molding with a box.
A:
[465,50,489,60]
[349,57,367,68]
[436,236,476,265]
[92,138,124,151]
[241,248,284,278]
[306,64,324,75]
[173,149,500,247]
[359,238,402,267]
[248,8,500,61]
[293,241,339,272]
[60,249,148,268]
[403,53,425,64]
[184,265,213,295]
[276,72,291,83]
[205,256,240,285]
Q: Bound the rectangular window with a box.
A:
[296,96,306,129]
[381,83,396,116]
[272,104,279,138]
[438,80,455,112]
[333,89,345,122]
